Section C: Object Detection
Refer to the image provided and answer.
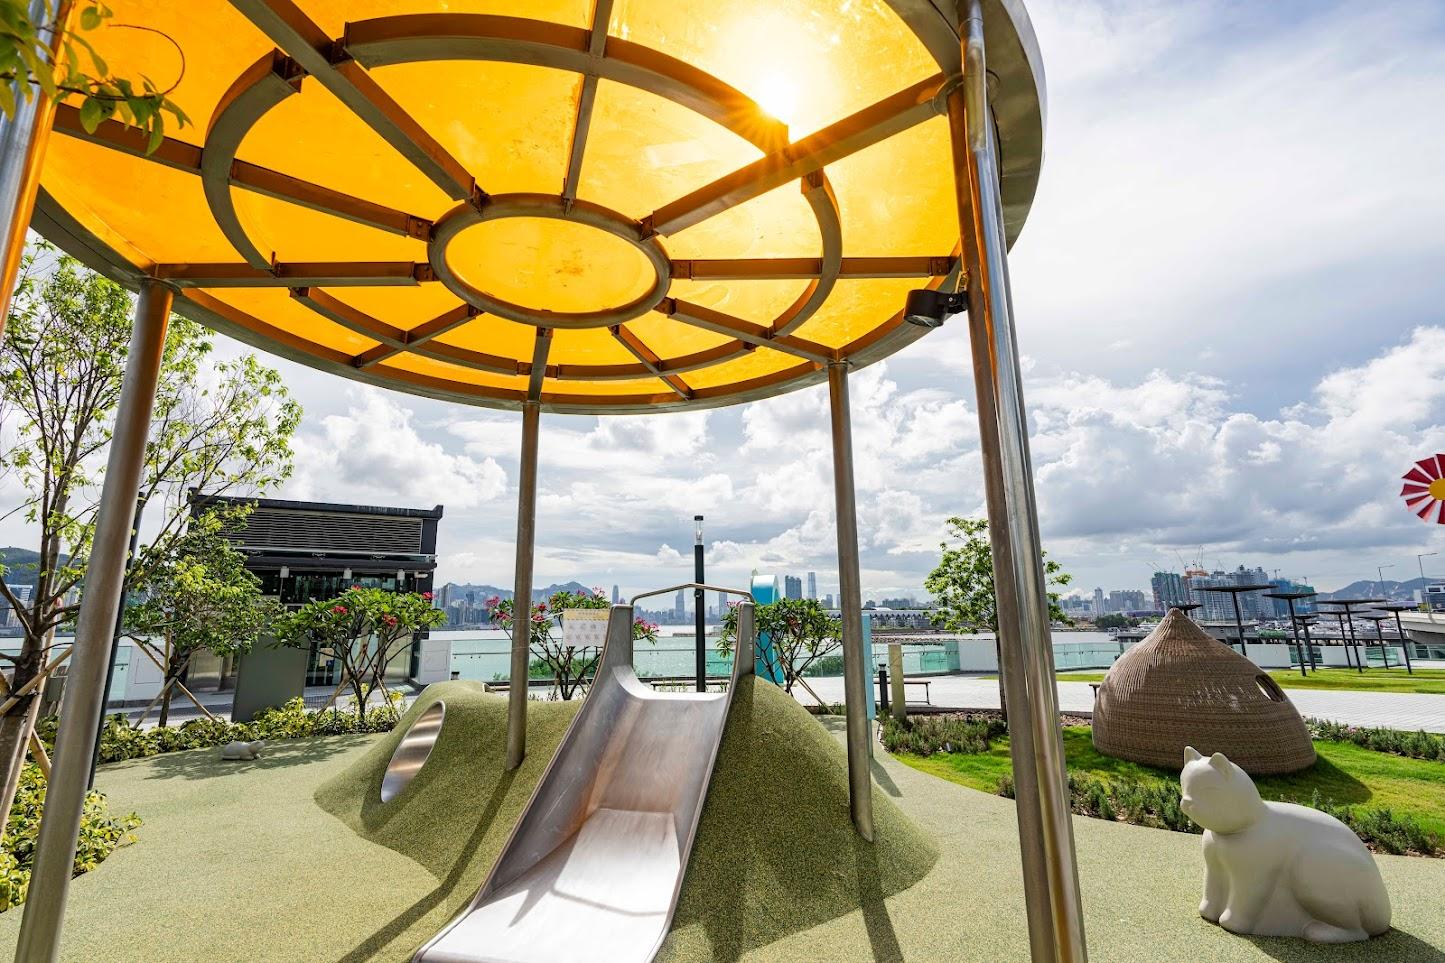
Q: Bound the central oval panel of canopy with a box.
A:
[37,0,1043,414]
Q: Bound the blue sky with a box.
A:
[246,0,1445,600]
[10,0,1443,602]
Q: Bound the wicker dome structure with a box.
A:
[1092,608,1316,775]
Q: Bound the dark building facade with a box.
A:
[194,494,443,684]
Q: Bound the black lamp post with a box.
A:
[694,515,705,693]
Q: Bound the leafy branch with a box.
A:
[0,1,189,153]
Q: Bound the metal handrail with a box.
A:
[628,582,753,606]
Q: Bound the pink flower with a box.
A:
[537,602,547,612]
[350,584,361,591]
[382,614,397,626]
[531,613,545,623]
[332,605,348,615]
[422,591,434,600]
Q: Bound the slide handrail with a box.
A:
[630,582,754,606]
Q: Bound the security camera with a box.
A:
[903,288,966,328]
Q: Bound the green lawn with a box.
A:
[901,727,1445,838]
[1052,667,1445,695]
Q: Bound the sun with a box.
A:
[1401,454,1445,524]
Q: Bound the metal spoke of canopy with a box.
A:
[3,2,1086,962]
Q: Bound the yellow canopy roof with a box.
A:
[35,0,1044,413]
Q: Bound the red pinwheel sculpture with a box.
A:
[1401,454,1445,524]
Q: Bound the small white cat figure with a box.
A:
[1180,746,1390,943]
[220,739,265,761]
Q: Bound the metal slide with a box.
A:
[414,591,756,963]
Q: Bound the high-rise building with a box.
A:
[1150,571,1187,611]
[675,589,685,620]
[784,575,803,599]
[1091,587,1104,617]
[611,584,620,604]
[824,593,835,609]
[806,571,817,599]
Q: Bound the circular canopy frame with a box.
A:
[33,0,1043,414]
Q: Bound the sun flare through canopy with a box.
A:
[34,0,1044,413]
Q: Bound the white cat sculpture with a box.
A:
[1180,746,1390,943]
[220,739,264,761]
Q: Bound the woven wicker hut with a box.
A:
[1092,608,1316,774]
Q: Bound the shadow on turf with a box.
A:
[330,768,518,963]
[667,679,937,961]
[1245,927,1443,962]
[122,735,362,782]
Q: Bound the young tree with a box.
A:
[485,588,657,700]
[276,588,445,719]
[123,507,278,727]
[0,245,299,814]
[924,515,1072,715]
[717,598,842,695]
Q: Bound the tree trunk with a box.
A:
[0,689,43,846]
[0,643,45,824]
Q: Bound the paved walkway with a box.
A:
[796,674,1445,732]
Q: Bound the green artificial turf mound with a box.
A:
[659,675,939,961]
[314,680,578,884]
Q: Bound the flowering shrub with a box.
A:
[275,588,445,718]
[487,587,658,699]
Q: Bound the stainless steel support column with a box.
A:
[0,0,71,329]
[950,3,1086,961]
[826,361,874,842]
[505,400,540,771]
[15,280,172,963]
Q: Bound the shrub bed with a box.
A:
[880,714,1007,756]
[1308,718,1445,763]
[997,772,1438,856]
[1,764,141,912]
[35,697,402,765]
[894,717,1444,857]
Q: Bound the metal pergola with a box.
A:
[0,2,1085,961]
[1319,598,1384,675]
[1197,583,1272,656]
[1263,590,1317,677]
[1369,601,1419,674]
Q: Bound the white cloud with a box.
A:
[289,388,507,510]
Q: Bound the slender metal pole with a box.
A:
[1343,605,1364,673]
[951,5,1085,959]
[694,515,705,693]
[1300,619,1317,670]
[1331,612,1356,670]
[1284,598,1305,677]
[1390,609,1414,674]
[1230,593,1247,657]
[15,280,172,963]
[505,401,540,771]
[826,361,874,842]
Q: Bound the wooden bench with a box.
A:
[903,679,932,706]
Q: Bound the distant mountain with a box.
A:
[438,580,596,604]
[1317,577,1432,601]
[0,546,68,585]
